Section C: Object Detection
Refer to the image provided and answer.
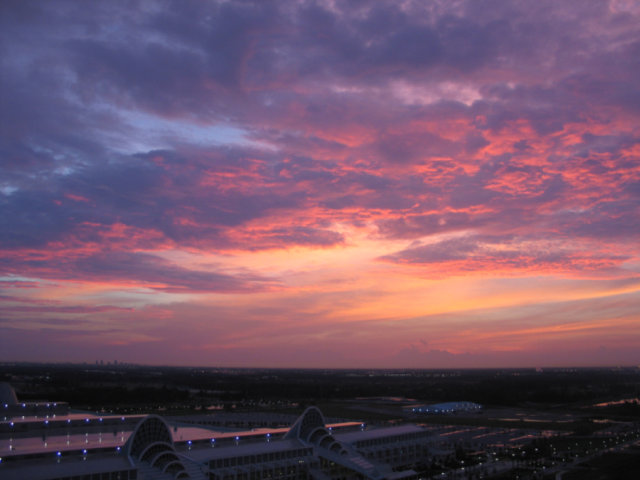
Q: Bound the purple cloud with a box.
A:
[1,250,278,293]
[1,0,639,366]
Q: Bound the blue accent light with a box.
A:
[187,440,192,445]
[67,419,71,424]
[99,418,103,422]
[235,436,240,441]
[85,418,89,423]
[83,449,87,454]
[9,422,14,427]
[211,438,215,443]
[56,451,61,457]
[116,446,121,452]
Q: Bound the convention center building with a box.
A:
[1,383,432,480]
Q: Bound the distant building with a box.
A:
[405,401,482,415]
[1,386,433,480]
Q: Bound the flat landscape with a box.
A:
[2,363,639,479]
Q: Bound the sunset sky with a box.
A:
[1,0,639,368]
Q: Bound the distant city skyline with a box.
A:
[1,0,639,368]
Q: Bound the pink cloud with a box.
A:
[1,0,639,367]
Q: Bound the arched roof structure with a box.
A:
[0,382,18,405]
[126,415,190,479]
[127,415,173,458]
[286,407,347,455]
[285,406,325,441]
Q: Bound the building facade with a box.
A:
[1,383,433,480]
